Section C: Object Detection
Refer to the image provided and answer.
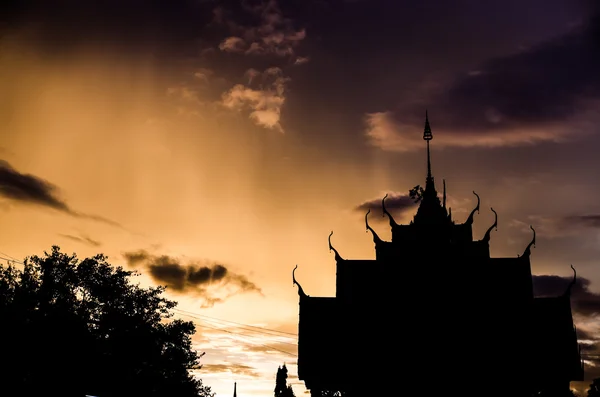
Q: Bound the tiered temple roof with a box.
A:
[292,113,584,397]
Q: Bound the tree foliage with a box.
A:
[0,246,213,397]
[409,185,425,203]
[274,364,295,397]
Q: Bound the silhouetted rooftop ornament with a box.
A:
[381,193,398,227]
[233,382,237,397]
[293,265,307,298]
[482,207,498,243]
[465,191,480,225]
[564,265,577,298]
[328,231,344,262]
[365,209,382,244]
[522,225,536,258]
[424,110,433,182]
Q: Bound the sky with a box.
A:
[1,0,600,395]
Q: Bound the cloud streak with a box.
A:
[509,213,600,239]
[354,192,416,222]
[122,250,262,308]
[201,363,260,378]
[216,0,306,59]
[221,67,289,132]
[0,160,123,228]
[59,233,101,247]
[365,9,600,152]
[211,0,307,133]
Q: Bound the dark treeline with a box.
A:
[3,246,600,397]
[0,246,214,397]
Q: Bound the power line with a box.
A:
[0,255,24,266]
[173,308,298,337]
[0,250,20,262]
[189,315,298,347]
[197,323,297,357]
[175,311,297,357]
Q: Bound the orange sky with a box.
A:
[1,1,600,395]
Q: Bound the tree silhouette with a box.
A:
[409,184,425,203]
[0,246,213,397]
[274,364,295,397]
[588,378,600,397]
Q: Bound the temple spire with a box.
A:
[233,382,237,397]
[413,110,447,225]
[424,110,433,181]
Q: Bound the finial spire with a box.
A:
[328,231,343,261]
[382,194,398,227]
[465,191,480,225]
[292,265,307,298]
[423,110,433,180]
[482,207,498,243]
[564,265,577,298]
[365,209,382,244]
[233,382,237,397]
[522,225,536,258]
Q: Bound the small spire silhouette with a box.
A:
[382,193,398,227]
[328,231,343,261]
[564,265,577,298]
[423,110,433,181]
[522,225,536,258]
[365,209,382,244]
[233,382,237,397]
[465,191,480,225]
[482,207,498,243]
[292,265,307,298]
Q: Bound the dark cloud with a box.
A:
[433,15,600,130]
[533,273,600,317]
[565,214,600,229]
[0,159,70,211]
[510,213,600,240]
[354,193,416,221]
[122,250,262,307]
[243,342,297,356]
[0,160,123,228]
[364,4,600,151]
[59,233,101,247]
[0,0,216,57]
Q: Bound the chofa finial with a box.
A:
[465,191,480,225]
[328,231,343,261]
[365,209,382,244]
[382,193,398,227]
[482,207,498,243]
[292,265,307,298]
[564,265,577,298]
[522,225,536,258]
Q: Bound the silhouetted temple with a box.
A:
[293,113,584,397]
